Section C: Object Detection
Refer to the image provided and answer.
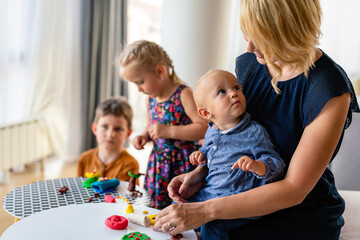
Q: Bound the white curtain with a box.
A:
[0,0,31,125]
[26,0,82,162]
[0,0,83,162]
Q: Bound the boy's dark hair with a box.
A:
[94,97,133,129]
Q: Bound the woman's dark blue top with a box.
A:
[235,51,360,230]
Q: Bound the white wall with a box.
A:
[161,0,244,88]
[319,0,360,95]
[319,0,360,80]
[161,0,360,92]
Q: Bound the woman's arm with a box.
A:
[155,93,350,235]
[148,87,208,141]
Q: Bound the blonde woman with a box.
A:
[155,1,360,239]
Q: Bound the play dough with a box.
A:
[104,194,115,203]
[82,170,101,188]
[121,232,151,240]
[146,214,157,225]
[58,186,69,194]
[105,215,128,230]
[91,178,120,193]
[125,204,134,213]
[127,213,151,227]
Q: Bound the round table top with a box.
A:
[2,177,150,219]
[0,202,197,240]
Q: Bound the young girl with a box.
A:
[119,40,208,209]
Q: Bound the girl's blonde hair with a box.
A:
[119,40,182,85]
[239,0,322,93]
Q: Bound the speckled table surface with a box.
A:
[2,177,150,219]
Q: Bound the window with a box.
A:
[0,0,31,125]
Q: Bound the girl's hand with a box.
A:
[154,201,210,236]
[131,135,149,150]
[189,151,207,165]
[231,156,267,176]
[148,123,169,139]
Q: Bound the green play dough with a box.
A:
[82,177,98,188]
[121,232,151,240]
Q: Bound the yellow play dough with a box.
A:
[125,204,134,214]
[146,214,157,225]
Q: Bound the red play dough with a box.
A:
[104,194,116,203]
[105,215,128,230]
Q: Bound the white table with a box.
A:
[0,202,197,240]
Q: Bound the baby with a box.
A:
[189,69,285,240]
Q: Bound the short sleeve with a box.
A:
[303,54,359,128]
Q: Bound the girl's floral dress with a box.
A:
[145,85,199,209]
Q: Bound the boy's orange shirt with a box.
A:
[77,148,139,185]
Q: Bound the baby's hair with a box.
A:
[194,69,238,108]
[240,0,322,94]
[118,40,182,85]
[94,96,133,129]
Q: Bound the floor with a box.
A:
[0,144,151,237]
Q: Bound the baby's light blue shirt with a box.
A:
[194,112,285,201]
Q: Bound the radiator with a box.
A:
[0,118,53,174]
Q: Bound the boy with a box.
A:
[77,97,139,182]
[189,70,285,240]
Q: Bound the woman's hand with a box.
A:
[168,166,208,203]
[154,202,210,236]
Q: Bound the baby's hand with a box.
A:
[131,135,148,150]
[190,151,207,166]
[231,156,267,176]
[148,123,169,140]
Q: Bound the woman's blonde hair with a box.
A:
[240,0,322,93]
[118,40,181,85]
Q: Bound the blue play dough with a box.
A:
[91,178,120,193]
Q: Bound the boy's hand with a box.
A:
[231,156,267,176]
[189,151,207,166]
[131,135,148,150]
